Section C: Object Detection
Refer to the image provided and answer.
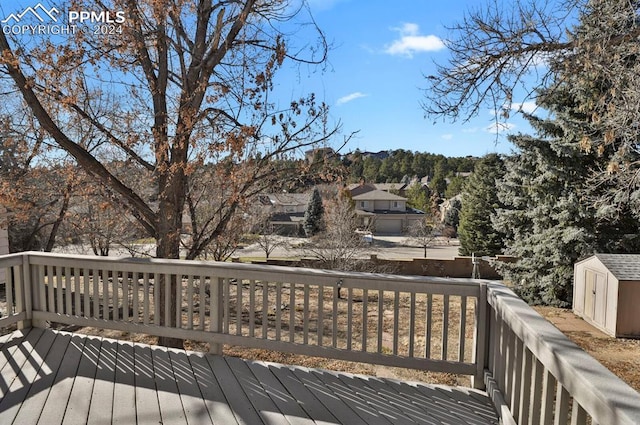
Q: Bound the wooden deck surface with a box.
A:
[0,328,498,424]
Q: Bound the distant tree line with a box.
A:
[342,149,477,196]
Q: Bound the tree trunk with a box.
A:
[44,183,72,252]
[156,192,185,348]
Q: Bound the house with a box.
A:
[258,193,311,235]
[259,193,310,214]
[573,253,640,337]
[351,189,423,234]
[347,181,408,196]
[439,194,462,223]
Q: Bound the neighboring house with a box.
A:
[573,254,640,338]
[259,193,310,214]
[259,193,311,235]
[440,194,462,223]
[351,189,423,235]
[348,182,408,197]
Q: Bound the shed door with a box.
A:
[584,269,607,327]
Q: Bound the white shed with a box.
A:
[573,254,640,338]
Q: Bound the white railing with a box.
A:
[485,284,640,425]
[1,252,639,425]
[0,252,485,383]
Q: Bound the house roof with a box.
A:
[374,183,407,192]
[352,190,407,201]
[264,193,310,206]
[594,253,640,280]
[270,212,305,223]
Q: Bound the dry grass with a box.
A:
[534,306,640,393]
[61,278,479,387]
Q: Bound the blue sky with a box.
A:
[0,0,541,158]
[276,0,541,157]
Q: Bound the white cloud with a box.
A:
[384,23,445,58]
[441,134,453,140]
[511,101,537,114]
[337,92,368,105]
[485,122,516,134]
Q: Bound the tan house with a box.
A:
[351,190,423,234]
[259,193,310,214]
[258,193,311,235]
[573,254,640,338]
[348,182,408,196]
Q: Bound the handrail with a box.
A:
[486,283,640,425]
[1,252,485,383]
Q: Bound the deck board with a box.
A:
[113,340,137,424]
[87,337,116,425]
[6,328,62,425]
[133,343,163,425]
[62,335,100,425]
[0,328,500,425]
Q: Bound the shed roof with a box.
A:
[593,253,640,280]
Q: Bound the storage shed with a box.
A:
[573,254,640,338]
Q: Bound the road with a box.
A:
[237,236,462,260]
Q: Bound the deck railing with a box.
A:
[0,252,639,425]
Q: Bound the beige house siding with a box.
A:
[372,200,405,211]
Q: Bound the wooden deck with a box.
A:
[0,328,499,425]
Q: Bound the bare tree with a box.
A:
[0,0,340,347]
[406,218,441,258]
[253,220,288,259]
[423,0,640,215]
[305,193,372,271]
[424,0,578,122]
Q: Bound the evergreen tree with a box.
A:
[405,182,429,212]
[458,154,505,257]
[494,132,597,306]
[492,2,640,307]
[303,188,324,237]
[443,198,461,230]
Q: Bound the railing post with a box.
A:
[28,254,48,329]
[472,281,488,389]
[208,277,224,355]
[17,253,32,330]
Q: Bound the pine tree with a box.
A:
[303,188,324,237]
[493,1,640,306]
[443,197,461,230]
[405,181,429,212]
[458,154,505,257]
